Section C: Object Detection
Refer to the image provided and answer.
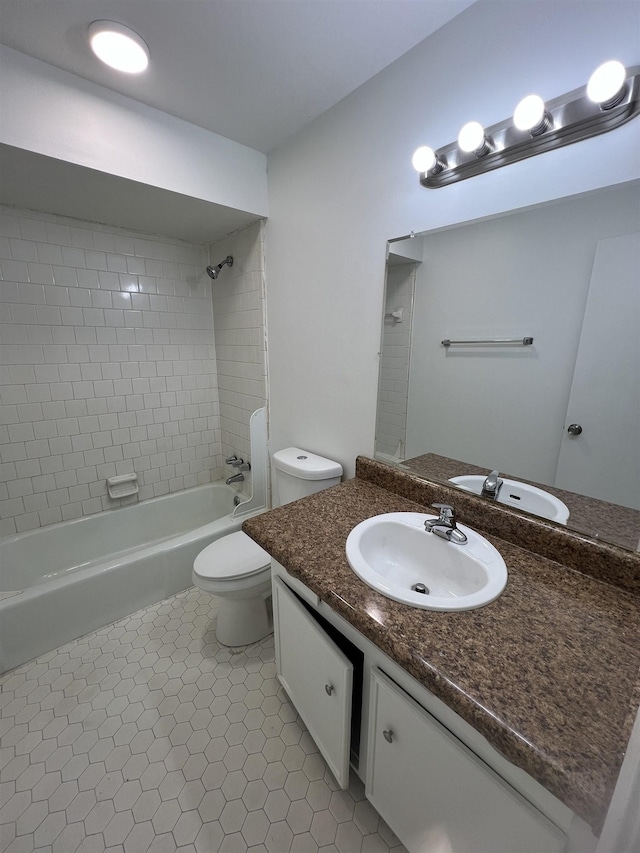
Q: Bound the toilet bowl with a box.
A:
[193,446,343,647]
[192,531,272,647]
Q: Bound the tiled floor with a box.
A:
[0,588,406,853]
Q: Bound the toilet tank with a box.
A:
[273,447,343,507]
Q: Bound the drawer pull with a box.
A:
[325,684,334,696]
[383,729,394,743]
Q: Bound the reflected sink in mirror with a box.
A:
[345,512,507,611]
[449,475,570,524]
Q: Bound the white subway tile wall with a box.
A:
[0,206,224,536]
[209,222,268,474]
[374,263,415,460]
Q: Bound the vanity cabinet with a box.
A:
[271,562,581,853]
[272,577,353,788]
[367,668,566,853]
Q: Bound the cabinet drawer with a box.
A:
[273,578,353,788]
[367,669,566,853]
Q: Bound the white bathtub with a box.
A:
[0,483,263,674]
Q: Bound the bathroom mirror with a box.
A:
[375,180,640,550]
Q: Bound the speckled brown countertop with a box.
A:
[243,458,640,835]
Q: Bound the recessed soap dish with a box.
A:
[107,473,139,499]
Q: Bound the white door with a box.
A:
[554,232,640,510]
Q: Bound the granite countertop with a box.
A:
[243,464,640,836]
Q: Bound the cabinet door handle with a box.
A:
[325,684,334,696]
[383,729,394,743]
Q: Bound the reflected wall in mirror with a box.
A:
[375,181,640,550]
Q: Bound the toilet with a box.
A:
[192,447,342,646]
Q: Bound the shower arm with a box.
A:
[206,256,234,280]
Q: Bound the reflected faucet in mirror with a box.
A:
[481,471,503,500]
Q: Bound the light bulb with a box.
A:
[458,121,490,155]
[89,21,149,73]
[412,146,437,173]
[513,94,551,134]
[587,60,627,108]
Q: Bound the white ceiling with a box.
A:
[0,0,476,241]
[0,0,475,154]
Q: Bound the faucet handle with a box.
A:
[426,503,467,544]
[431,503,455,523]
[225,455,238,465]
[231,458,245,467]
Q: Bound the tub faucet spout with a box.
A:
[226,472,244,485]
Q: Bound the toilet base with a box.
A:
[216,594,272,647]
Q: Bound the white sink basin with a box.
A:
[449,475,570,524]
[345,512,507,611]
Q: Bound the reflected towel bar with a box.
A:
[442,336,534,348]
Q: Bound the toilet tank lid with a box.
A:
[273,447,343,480]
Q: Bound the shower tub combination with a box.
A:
[0,482,263,674]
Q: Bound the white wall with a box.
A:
[0,46,268,219]
[266,0,640,477]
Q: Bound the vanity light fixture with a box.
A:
[513,94,552,136]
[411,146,446,174]
[88,21,150,74]
[587,60,627,108]
[413,61,639,187]
[457,121,493,156]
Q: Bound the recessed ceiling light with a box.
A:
[88,21,149,74]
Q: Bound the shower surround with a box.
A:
[0,206,267,537]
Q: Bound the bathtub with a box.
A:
[0,483,264,674]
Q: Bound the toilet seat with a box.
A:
[192,530,273,647]
[193,531,270,582]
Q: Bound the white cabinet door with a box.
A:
[273,577,353,788]
[366,669,566,853]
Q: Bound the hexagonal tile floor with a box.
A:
[0,587,407,853]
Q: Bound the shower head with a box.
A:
[206,256,234,280]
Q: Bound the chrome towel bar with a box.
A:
[442,336,533,348]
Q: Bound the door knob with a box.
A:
[383,729,394,743]
[567,423,583,436]
[325,684,334,696]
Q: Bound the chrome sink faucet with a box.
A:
[481,470,503,499]
[424,503,467,544]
